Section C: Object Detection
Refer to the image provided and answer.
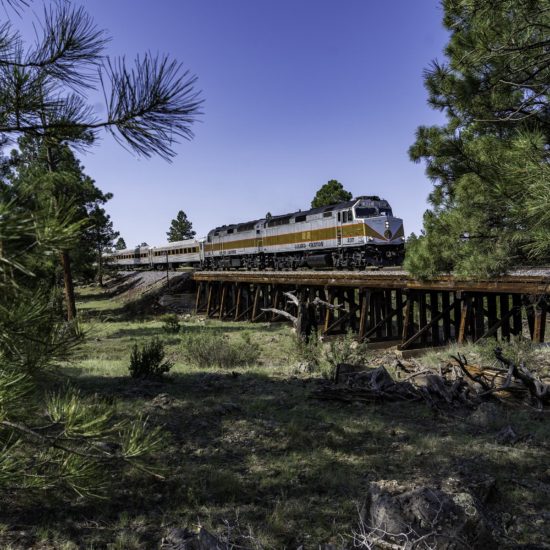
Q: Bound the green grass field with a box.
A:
[5,284,549,549]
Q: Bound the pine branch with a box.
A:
[102,53,203,161]
[25,3,108,90]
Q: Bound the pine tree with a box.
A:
[0,190,163,498]
[9,137,116,309]
[0,0,201,500]
[88,205,119,285]
[0,1,201,316]
[407,0,550,277]
[311,180,352,208]
[115,237,127,250]
[166,210,196,241]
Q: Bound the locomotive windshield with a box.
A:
[355,207,377,217]
[355,206,393,218]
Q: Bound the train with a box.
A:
[107,196,405,270]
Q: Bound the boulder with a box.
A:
[162,527,229,550]
[363,480,496,549]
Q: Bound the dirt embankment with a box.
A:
[104,271,196,315]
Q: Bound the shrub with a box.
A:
[324,329,369,378]
[181,330,260,368]
[129,337,173,378]
[294,332,322,372]
[162,313,181,334]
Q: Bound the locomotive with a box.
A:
[204,196,404,269]
[107,196,405,270]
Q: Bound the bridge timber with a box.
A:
[192,269,550,349]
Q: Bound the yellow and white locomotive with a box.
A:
[203,196,404,269]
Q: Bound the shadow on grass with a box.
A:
[106,322,280,341]
[7,366,549,549]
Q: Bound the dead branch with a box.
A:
[282,291,299,307]
[311,296,345,310]
[494,347,550,409]
[260,308,297,324]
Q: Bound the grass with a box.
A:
[3,283,550,548]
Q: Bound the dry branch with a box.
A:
[312,348,550,411]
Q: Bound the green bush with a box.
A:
[129,337,173,378]
[325,329,369,370]
[294,332,322,371]
[181,330,260,368]
[162,313,181,334]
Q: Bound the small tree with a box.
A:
[115,237,127,250]
[89,205,119,285]
[311,179,352,208]
[167,210,196,241]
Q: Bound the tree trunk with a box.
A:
[97,247,103,287]
[61,250,77,320]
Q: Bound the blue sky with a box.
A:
[20,1,449,246]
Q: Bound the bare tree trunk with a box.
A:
[61,250,77,320]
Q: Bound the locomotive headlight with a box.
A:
[384,220,390,229]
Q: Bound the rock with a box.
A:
[150,393,176,409]
[162,527,229,550]
[295,361,316,374]
[364,481,495,549]
[468,402,502,428]
[496,425,521,445]
[212,402,241,415]
[163,527,194,549]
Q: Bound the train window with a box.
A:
[267,216,291,227]
[337,212,341,222]
[295,214,306,223]
[238,222,255,232]
[227,228,234,234]
[342,211,348,223]
[323,212,332,218]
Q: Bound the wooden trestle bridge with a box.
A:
[193,269,550,350]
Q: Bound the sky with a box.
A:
[17,0,449,247]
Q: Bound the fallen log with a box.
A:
[312,348,550,411]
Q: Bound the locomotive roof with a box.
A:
[208,196,388,234]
